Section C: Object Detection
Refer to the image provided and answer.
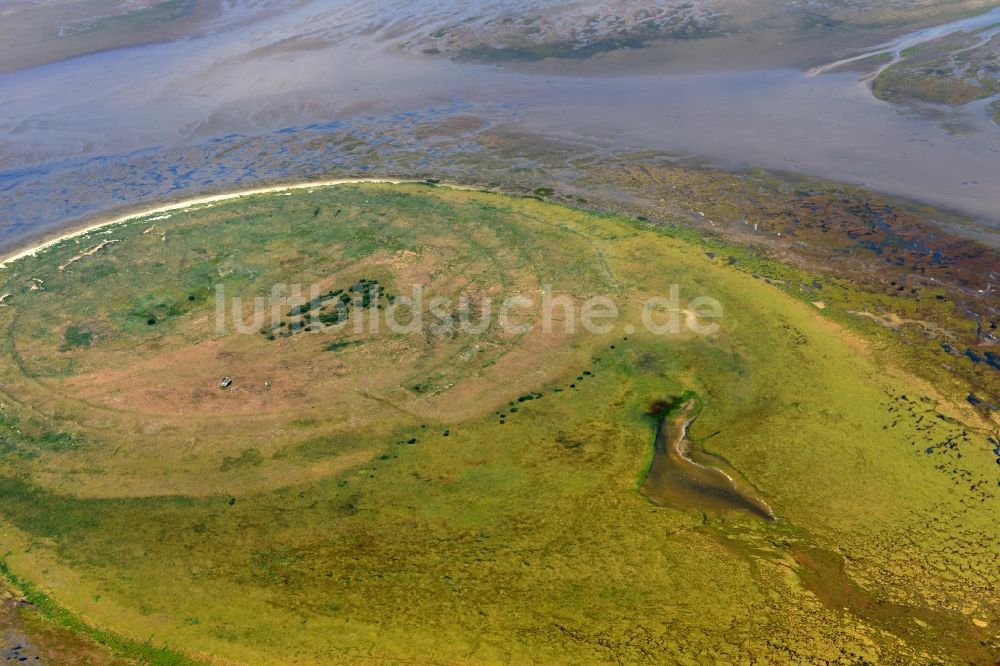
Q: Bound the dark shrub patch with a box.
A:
[62,325,93,349]
[323,340,361,352]
[220,448,264,471]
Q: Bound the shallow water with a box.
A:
[1,2,998,251]
[641,399,774,521]
[813,6,1000,74]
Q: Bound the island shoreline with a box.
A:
[0,178,483,270]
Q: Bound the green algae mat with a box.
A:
[0,183,996,663]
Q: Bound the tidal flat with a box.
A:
[3,1,1000,252]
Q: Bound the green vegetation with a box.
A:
[0,558,198,665]
[61,324,92,349]
[459,35,650,63]
[220,448,264,471]
[599,160,1000,409]
[872,32,1000,110]
[456,17,723,63]
[271,282,388,338]
[0,184,996,662]
[323,340,362,352]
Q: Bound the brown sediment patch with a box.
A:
[849,309,953,338]
[642,397,775,521]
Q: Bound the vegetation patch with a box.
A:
[872,31,1000,107]
[61,324,92,350]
